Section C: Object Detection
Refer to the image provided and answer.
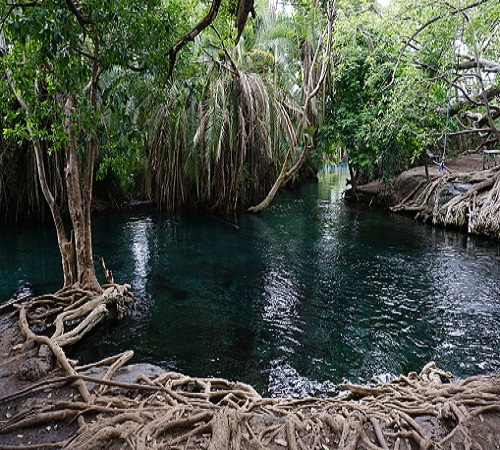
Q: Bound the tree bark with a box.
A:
[63,96,101,292]
[81,41,101,291]
[236,0,255,44]
[457,55,500,73]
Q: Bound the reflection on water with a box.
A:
[1,164,499,397]
[128,218,152,296]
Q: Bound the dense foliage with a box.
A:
[147,0,331,213]
[318,0,499,185]
[1,0,499,221]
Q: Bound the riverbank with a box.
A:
[1,307,500,449]
[345,154,500,240]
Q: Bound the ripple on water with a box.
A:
[1,168,500,397]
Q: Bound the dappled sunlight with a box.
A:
[261,262,303,351]
[423,238,500,374]
[268,357,337,398]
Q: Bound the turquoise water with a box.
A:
[1,166,500,397]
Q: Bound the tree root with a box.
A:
[3,361,498,449]
[3,290,500,449]
[391,167,500,238]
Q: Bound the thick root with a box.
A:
[12,284,135,399]
[2,354,500,449]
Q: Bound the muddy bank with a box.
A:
[346,154,500,240]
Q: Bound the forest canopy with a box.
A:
[0,0,499,222]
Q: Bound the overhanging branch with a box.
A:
[457,55,500,72]
[65,0,91,28]
[385,0,492,90]
[167,0,222,78]
[166,0,255,78]
[449,86,500,116]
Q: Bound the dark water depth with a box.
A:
[1,166,500,397]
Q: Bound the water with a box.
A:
[1,165,500,397]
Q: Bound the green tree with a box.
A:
[147,0,333,214]
[319,0,499,187]
[1,0,176,291]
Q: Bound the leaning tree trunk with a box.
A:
[248,16,332,213]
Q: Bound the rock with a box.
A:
[114,363,166,384]
[38,344,54,365]
[10,333,24,347]
[81,363,166,391]
[18,357,51,381]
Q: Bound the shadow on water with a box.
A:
[1,164,500,397]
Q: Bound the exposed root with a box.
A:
[391,167,500,238]
[2,288,500,449]
[469,169,500,236]
[10,284,135,400]
[2,350,500,449]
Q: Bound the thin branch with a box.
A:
[200,47,238,75]
[65,0,91,28]
[4,2,41,6]
[210,25,239,75]
[72,46,97,61]
[1,5,15,30]
[449,85,500,116]
[125,64,145,73]
[385,0,492,90]
[446,128,493,136]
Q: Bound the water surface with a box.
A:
[1,166,499,397]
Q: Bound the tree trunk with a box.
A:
[248,149,293,213]
[348,163,358,192]
[81,44,101,291]
[6,70,76,288]
[60,40,101,293]
[63,96,101,292]
[248,14,333,213]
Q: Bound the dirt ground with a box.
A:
[442,153,485,172]
[404,153,485,177]
[0,312,76,448]
[347,153,491,206]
